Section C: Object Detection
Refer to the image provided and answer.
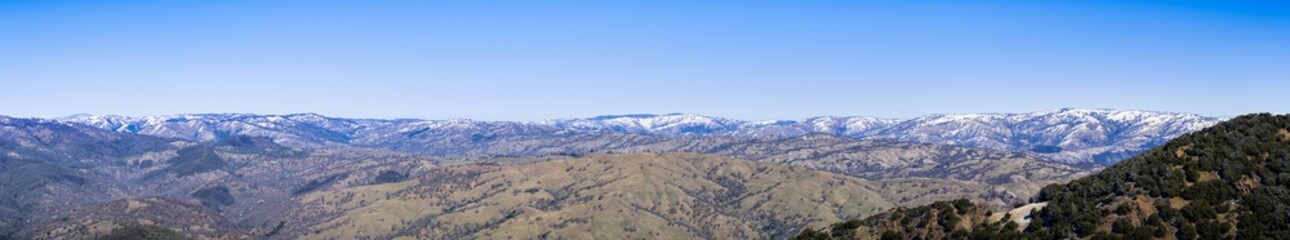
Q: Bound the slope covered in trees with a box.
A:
[801,113,1290,239]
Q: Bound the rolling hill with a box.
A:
[286,153,897,239]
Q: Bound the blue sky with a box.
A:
[2,1,1287,120]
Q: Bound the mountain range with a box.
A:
[0,109,1229,239]
[1,111,1096,239]
[59,108,1219,165]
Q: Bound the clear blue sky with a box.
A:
[2,1,1287,120]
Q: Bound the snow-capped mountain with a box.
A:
[65,113,379,147]
[57,108,1221,164]
[537,109,1218,164]
[538,114,901,137]
[861,108,1220,165]
[538,113,745,135]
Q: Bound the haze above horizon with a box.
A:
[3,1,1288,120]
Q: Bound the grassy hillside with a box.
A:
[441,134,1092,209]
[287,153,899,239]
[29,197,233,240]
[801,113,1290,239]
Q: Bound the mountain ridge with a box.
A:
[55,108,1220,165]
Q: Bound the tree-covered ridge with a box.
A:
[800,113,1290,239]
[1030,113,1290,239]
[99,225,186,240]
[793,199,1032,240]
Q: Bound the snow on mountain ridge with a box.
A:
[55,108,1222,164]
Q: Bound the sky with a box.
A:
[2,1,1288,121]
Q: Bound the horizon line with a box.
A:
[10,107,1234,123]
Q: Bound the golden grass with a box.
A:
[1175,145,1192,158]
[298,180,424,240]
[987,202,1047,227]
[1169,197,1191,209]
[1197,171,1220,182]
[299,153,903,239]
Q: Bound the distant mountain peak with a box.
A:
[54,113,95,120]
[587,114,662,120]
